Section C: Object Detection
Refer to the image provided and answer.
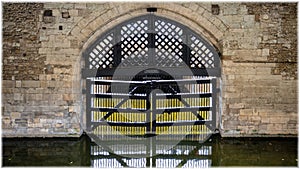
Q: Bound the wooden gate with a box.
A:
[86,76,217,137]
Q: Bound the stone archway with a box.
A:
[79,11,222,139]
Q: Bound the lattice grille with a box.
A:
[88,33,114,69]
[155,19,184,67]
[120,19,149,67]
[190,36,215,68]
[84,14,220,76]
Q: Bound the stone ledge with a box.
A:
[2,132,82,138]
[220,132,298,138]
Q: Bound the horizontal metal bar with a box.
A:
[82,67,220,78]
[154,154,212,159]
[149,79,213,84]
[90,107,148,112]
[88,78,214,85]
[91,154,212,160]
[155,93,212,99]
[154,138,213,145]
[91,93,148,99]
[89,138,212,146]
[91,93,212,99]
[90,79,147,85]
[157,107,211,112]
[91,154,137,160]
[91,121,148,127]
[155,120,207,126]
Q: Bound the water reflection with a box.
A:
[2,134,297,167]
[89,134,214,168]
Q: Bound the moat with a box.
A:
[2,134,297,167]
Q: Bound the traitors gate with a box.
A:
[82,14,221,139]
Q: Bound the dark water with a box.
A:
[2,134,298,167]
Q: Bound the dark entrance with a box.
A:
[82,14,221,138]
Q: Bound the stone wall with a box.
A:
[2,3,81,137]
[2,2,297,137]
[220,3,297,136]
[3,3,44,80]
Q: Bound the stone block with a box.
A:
[255,67,271,75]
[11,112,21,119]
[241,86,275,98]
[63,3,74,9]
[67,106,77,113]
[262,48,270,56]
[63,81,73,88]
[2,118,12,128]
[239,109,253,116]
[267,123,283,132]
[223,92,241,98]
[53,128,68,133]
[260,116,269,123]
[88,18,103,32]
[47,81,63,88]
[2,88,13,94]
[229,103,245,109]
[55,112,64,117]
[69,9,79,17]
[80,27,93,38]
[287,123,297,129]
[51,9,60,17]
[16,80,21,88]
[28,122,43,128]
[233,49,268,62]
[3,80,15,88]
[250,116,261,122]
[40,128,49,133]
[54,39,70,48]
[258,124,268,130]
[274,104,297,112]
[14,93,24,101]
[222,4,239,15]
[55,123,64,128]
[40,81,47,88]
[243,15,255,26]
[22,81,40,88]
[269,116,289,124]
[75,3,87,9]
[70,26,81,37]
[63,94,74,101]
[36,94,43,100]
[38,48,51,54]
[49,94,63,101]
[238,115,248,121]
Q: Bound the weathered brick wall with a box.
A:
[2,2,297,137]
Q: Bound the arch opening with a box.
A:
[81,13,221,141]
